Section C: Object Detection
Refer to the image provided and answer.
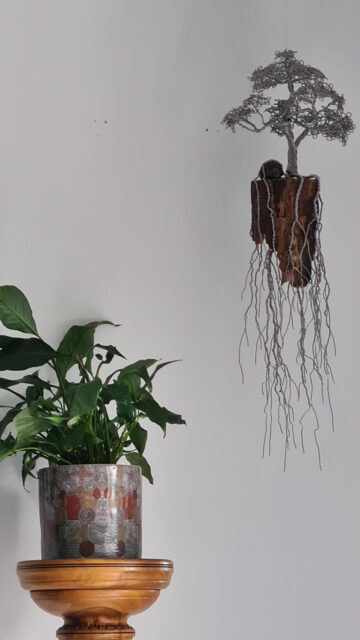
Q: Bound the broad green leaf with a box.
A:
[0,433,16,461]
[65,378,102,417]
[120,359,157,389]
[125,451,153,484]
[0,336,16,348]
[136,391,185,432]
[0,338,55,371]
[101,381,128,403]
[64,420,102,450]
[84,432,103,446]
[162,407,186,425]
[0,286,38,335]
[135,389,167,432]
[129,422,147,455]
[0,402,24,436]
[117,371,141,401]
[55,325,95,382]
[122,358,157,370]
[14,407,51,443]
[64,421,87,450]
[55,321,115,383]
[101,382,133,422]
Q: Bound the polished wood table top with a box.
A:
[17,558,174,640]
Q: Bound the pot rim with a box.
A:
[38,463,141,475]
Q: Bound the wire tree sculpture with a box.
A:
[222,50,355,466]
[223,49,354,176]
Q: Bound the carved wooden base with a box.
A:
[17,558,173,640]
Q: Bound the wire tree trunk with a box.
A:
[285,125,298,176]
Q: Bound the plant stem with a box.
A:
[5,388,26,402]
[49,360,68,412]
[99,398,111,461]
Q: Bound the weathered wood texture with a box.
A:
[17,558,173,640]
[251,177,320,287]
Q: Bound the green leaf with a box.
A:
[21,451,39,486]
[129,422,147,455]
[14,406,51,443]
[117,371,141,401]
[35,397,60,413]
[120,359,157,389]
[0,433,16,461]
[0,338,55,371]
[0,286,38,335]
[0,372,52,393]
[101,382,133,422]
[64,421,87,450]
[101,381,128,403]
[0,402,24,436]
[125,451,153,484]
[0,336,17,348]
[64,418,102,450]
[84,432,102,446]
[136,390,186,433]
[162,407,186,425]
[26,385,39,405]
[55,321,116,383]
[65,378,102,417]
[55,325,95,382]
[149,360,181,380]
[67,415,82,427]
[135,389,167,432]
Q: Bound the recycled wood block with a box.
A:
[251,176,320,287]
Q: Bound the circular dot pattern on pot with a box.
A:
[39,464,142,559]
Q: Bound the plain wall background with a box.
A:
[0,1,359,639]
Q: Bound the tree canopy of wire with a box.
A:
[222,49,355,175]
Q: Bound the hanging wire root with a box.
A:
[240,175,335,468]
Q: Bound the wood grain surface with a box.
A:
[17,559,174,640]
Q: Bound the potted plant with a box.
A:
[0,285,185,559]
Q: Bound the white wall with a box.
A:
[0,1,359,639]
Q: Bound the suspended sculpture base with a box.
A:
[17,558,173,640]
[251,176,320,287]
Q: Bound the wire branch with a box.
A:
[295,127,309,147]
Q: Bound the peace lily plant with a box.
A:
[0,285,185,485]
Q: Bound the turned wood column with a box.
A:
[17,558,173,640]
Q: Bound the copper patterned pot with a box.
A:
[39,464,142,559]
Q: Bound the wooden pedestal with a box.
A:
[17,559,173,640]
